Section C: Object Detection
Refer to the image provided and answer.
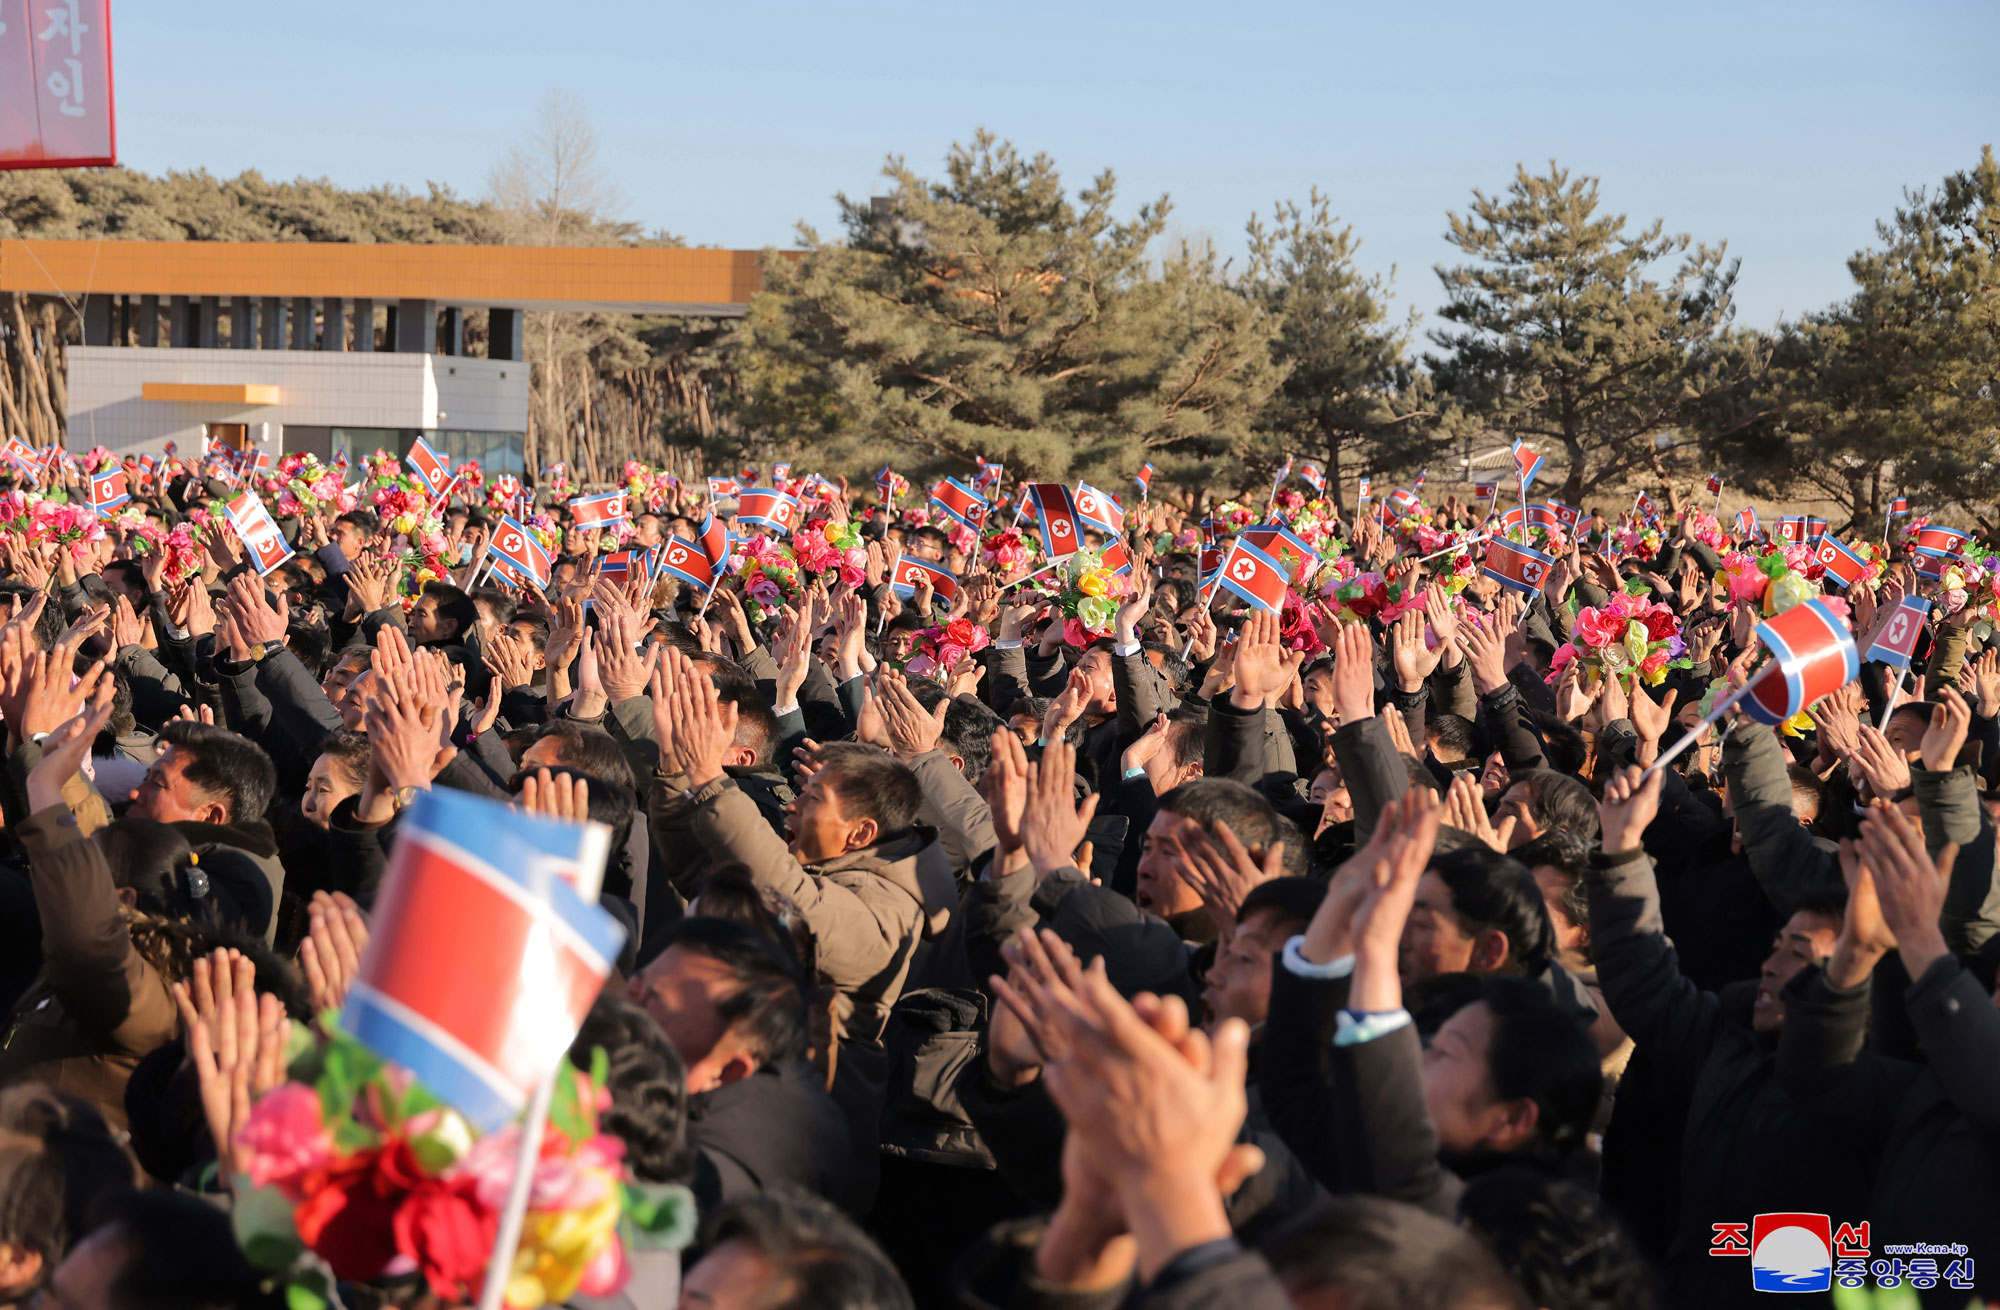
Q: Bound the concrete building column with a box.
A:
[261,296,284,349]
[488,307,524,361]
[198,297,220,348]
[394,298,435,353]
[353,299,374,352]
[82,297,111,345]
[290,297,314,349]
[323,299,348,351]
[232,298,256,349]
[170,295,191,346]
[140,294,159,347]
[441,306,463,356]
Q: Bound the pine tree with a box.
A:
[1243,190,1441,502]
[729,130,1283,493]
[1428,163,1741,503]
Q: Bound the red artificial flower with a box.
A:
[1643,608,1678,641]
[291,1139,427,1281]
[945,617,980,649]
[394,1175,499,1301]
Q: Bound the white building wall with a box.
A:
[63,347,529,455]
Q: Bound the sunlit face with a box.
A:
[1496,781,1539,846]
[128,745,223,825]
[1135,810,1210,919]
[408,595,454,644]
[1421,1001,1518,1154]
[784,770,874,864]
[1753,911,1839,1034]
[1074,649,1116,715]
[1532,865,1586,958]
[300,752,362,829]
[331,520,367,558]
[1202,908,1290,1032]
[1480,751,1510,800]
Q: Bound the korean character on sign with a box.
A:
[37,0,87,52]
[1833,1257,1870,1288]
[1944,1258,1975,1289]
[1708,1223,1750,1257]
[1833,1221,1870,1259]
[47,58,85,116]
[1868,1258,1904,1288]
[1902,1258,1938,1289]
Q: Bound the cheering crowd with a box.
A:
[0,439,1996,1310]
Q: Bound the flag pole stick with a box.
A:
[1001,560,1062,591]
[1645,675,1760,777]
[1888,663,1909,708]
[1515,470,1529,546]
[475,1068,560,1310]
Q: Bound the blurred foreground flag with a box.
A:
[341,789,621,1132]
[1742,599,1859,726]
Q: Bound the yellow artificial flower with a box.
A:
[506,1194,622,1310]
[1077,571,1110,598]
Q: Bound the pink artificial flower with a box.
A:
[747,577,781,605]
[1572,607,1623,649]
[233,1083,338,1200]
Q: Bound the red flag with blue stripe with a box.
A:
[599,549,654,584]
[88,467,129,517]
[569,490,630,530]
[1814,536,1869,589]
[1512,440,1544,490]
[1099,537,1133,577]
[695,510,731,569]
[1030,483,1082,560]
[892,555,958,605]
[1074,483,1124,537]
[1865,596,1930,670]
[708,476,742,499]
[929,477,989,531]
[1483,537,1555,593]
[657,537,716,593]
[340,788,621,1132]
[736,488,800,536]
[1297,460,1325,494]
[1133,462,1154,497]
[485,515,551,591]
[1215,539,1290,613]
[1914,525,1971,558]
[1742,599,1859,726]
[1239,524,1315,586]
[405,435,450,495]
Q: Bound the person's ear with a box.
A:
[116,886,139,910]
[846,816,879,852]
[0,1241,45,1293]
[1470,929,1512,974]
[710,1046,759,1090]
[195,796,231,827]
[725,745,756,770]
[945,753,965,775]
[1484,1096,1541,1154]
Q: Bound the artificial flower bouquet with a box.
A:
[1053,546,1131,646]
[1547,585,1690,688]
[1719,546,1818,616]
[730,534,803,625]
[791,519,867,590]
[901,616,992,680]
[979,527,1034,578]
[230,1025,693,1310]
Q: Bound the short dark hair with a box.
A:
[1427,713,1477,761]
[0,1087,135,1286]
[723,689,781,768]
[94,819,212,922]
[697,1192,913,1310]
[1259,1194,1527,1310]
[1238,876,1325,934]
[158,721,277,822]
[1458,1167,1661,1310]
[471,586,517,625]
[1787,763,1823,823]
[942,695,1002,780]
[1510,768,1600,842]
[1164,706,1207,770]
[314,730,371,792]
[1466,976,1603,1161]
[1158,778,1292,866]
[815,744,922,838]
[659,917,809,1068]
[568,995,693,1186]
[1428,847,1557,978]
[421,582,479,643]
[532,720,638,795]
[80,1188,282,1310]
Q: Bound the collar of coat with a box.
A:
[811,823,955,937]
[171,817,279,859]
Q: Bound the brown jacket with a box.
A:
[0,806,179,1129]
[683,776,953,1042]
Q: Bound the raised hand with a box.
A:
[873,665,948,761]
[1020,737,1099,878]
[1849,724,1913,799]
[1230,608,1297,708]
[1330,618,1375,726]
[172,955,289,1184]
[979,729,1032,875]
[1919,686,1973,773]
[1389,608,1443,692]
[1462,610,1511,696]
[1597,764,1662,855]
[1856,798,1956,978]
[1444,770,1514,852]
[298,891,370,1014]
[668,646,738,788]
[1164,819,1283,938]
[518,766,592,823]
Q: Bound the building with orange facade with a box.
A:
[0,239,764,471]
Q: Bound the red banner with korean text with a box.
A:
[0,0,116,170]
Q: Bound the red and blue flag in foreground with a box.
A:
[341,788,621,1132]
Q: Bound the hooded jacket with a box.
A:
[172,816,284,942]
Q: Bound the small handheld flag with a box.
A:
[707,476,742,499]
[1133,461,1154,498]
[1074,483,1125,537]
[1297,460,1325,494]
[340,788,620,1132]
[1483,537,1556,594]
[1547,501,1580,530]
[929,477,990,532]
[1387,487,1424,518]
[656,537,717,593]
[1512,440,1545,490]
[1029,483,1082,560]
[1099,537,1134,577]
[1413,467,1428,492]
[1474,481,1499,500]
[1740,599,1860,726]
[568,490,629,530]
[771,462,792,483]
[484,516,552,591]
[1268,455,1293,501]
[874,466,899,503]
[1865,596,1931,671]
[891,555,959,605]
[88,467,130,517]
[1214,539,1290,613]
[735,488,800,536]
[1736,507,1760,539]
[1357,476,1373,504]
[1238,524,1316,586]
[1814,536,1869,589]
[1706,473,1722,495]
[695,510,731,568]
[1887,495,1909,518]
[405,435,451,496]
[1914,524,1971,558]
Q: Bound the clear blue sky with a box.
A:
[116,0,1997,340]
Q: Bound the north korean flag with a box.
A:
[1527,503,1562,530]
[1914,524,1971,558]
[1387,487,1424,517]
[1483,537,1556,594]
[1413,467,1428,491]
[1499,504,1529,533]
[1742,599,1859,726]
[598,549,654,584]
[1075,483,1124,537]
[1887,495,1909,518]
[340,788,622,1132]
[975,459,1004,491]
[1706,473,1723,495]
[736,488,800,537]
[1814,536,1869,589]
[891,555,959,605]
[657,537,716,593]
[1634,491,1661,527]
[771,462,792,484]
[485,516,553,590]
[1269,455,1293,495]
[1133,461,1154,497]
[695,510,731,568]
[1736,506,1760,539]
[223,490,296,576]
[708,476,742,499]
[1806,516,1828,544]
[88,467,129,517]
[874,466,899,501]
[929,477,990,531]
[1239,524,1315,586]
[1547,501,1580,529]
[1357,476,1372,503]
[2,436,39,480]
[1474,481,1499,500]
[1297,460,1325,494]
[1865,595,1930,670]
[569,490,629,529]
[1512,440,1544,490]
[1775,516,1807,546]
[1214,539,1290,614]
[1030,483,1082,560]
[1199,545,1223,592]
[1099,537,1134,577]
[405,435,450,496]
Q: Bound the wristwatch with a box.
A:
[250,639,283,663]
[389,785,419,813]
